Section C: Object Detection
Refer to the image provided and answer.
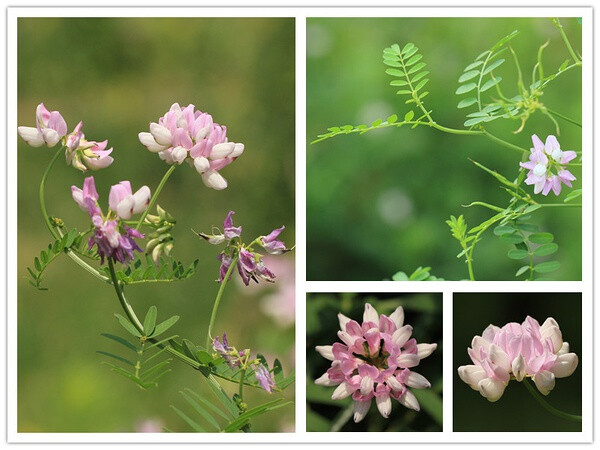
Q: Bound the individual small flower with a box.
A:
[212,333,276,394]
[72,176,150,264]
[198,210,291,285]
[458,315,578,402]
[253,363,276,393]
[139,103,244,190]
[18,103,114,171]
[314,303,437,423]
[18,103,67,147]
[520,134,577,196]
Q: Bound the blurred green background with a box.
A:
[453,292,582,431]
[307,17,582,281]
[17,18,295,432]
[306,293,442,432]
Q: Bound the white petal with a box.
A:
[138,132,167,152]
[353,399,371,423]
[533,370,556,395]
[550,353,578,378]
[42,129,61,147]
[388,305,404,328]
[557,342,570,356]
[337,331,355,347]
[397,389,420,411]
[195,124,210,141]
[18,126,44,147]
[71,187,86,210]
[314,372,336,387]
[209,142,235,159]
[541,324,563,354]
[132,186,151,214]
[201,170,228,190]
[171,146,188,164]
[149,122,172,146]
[417,343,437,359]
[488,344,511,372]
[385,375,403,391]
[391,325,413,347]
[193,156,210,174]
[360,376,374,395]
[458,365,487,390]
[511,353,526,382]
[477,377,507,402]
[230,143,244,158]
[331,382,353,400]
[363,303,379,324]
[405,371,431,389]
[376,394,392,418]
[396,353,420,368]
[116,195,135,220]
[315,345,334,361]
[337,313,351,332]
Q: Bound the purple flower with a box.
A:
[253,363,276,393]
[223,211,242,239]
[65,121,114,172]
[260,226,288,254]
[72,176,150,264]
[217,252,233,283]
[139,103,244,190]
[212,334,247,369]
[520,134,577,196]
[18,103,67,148]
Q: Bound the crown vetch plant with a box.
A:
[313,18,582,281]
[19,102,294,432]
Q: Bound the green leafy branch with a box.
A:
[391,266,444,281]
[26,228,90,290]
[98,306,180,389]
[99,253,199,285]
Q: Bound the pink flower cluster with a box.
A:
[520,134,577,196]
[18,103,114,171]
[199,211,289,286]
[458,316,578,402]
[72,176,151,264]
[315,303,437,423]
[138,103,244,190]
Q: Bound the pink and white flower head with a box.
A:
[458,316,578,402]
[138,103,244,190]
[520,135,577,196]
[65,121,114,172]
[315,303,437,423]
[198,211,291,286]
[18,103,67,148]
[71,176,151,264]
[18,103,114,171]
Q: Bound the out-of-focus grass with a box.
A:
[307,17,582,281]
[17,17,295,432]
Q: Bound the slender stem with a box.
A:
[39,146,65,239]
[523,378,581,422]
[545,108,582,128]
[107,258,145,331]
[552,18,581,65]
[206,256,239,349]
[136,164,177,230]
[431,123,483,136]
[39,146,110,283]
[238,368,247,401]
[482,130,528,154]
[330,402,355,432]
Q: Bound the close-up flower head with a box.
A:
[314,302,437,423]
[138,103,244,190]
[458,315,578,402]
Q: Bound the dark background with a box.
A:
[18,17,295,432]
[307,17,582,281]
[306,292,443,432]
[453,292,582,432]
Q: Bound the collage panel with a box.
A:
[307,17,582,281]
[16,16,295,433]
[306,292,442,432]
[453,292,582,432]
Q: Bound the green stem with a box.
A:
[482,130,528,154]
[39,146,109,283]
[136,164,177,230]
[539,203,582,208]
[523,378,581,422]
[545,108,582,128]
[239,368,246,401]
[206,256,239,349]
[330,402,355,432]
[552,18,581,65]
